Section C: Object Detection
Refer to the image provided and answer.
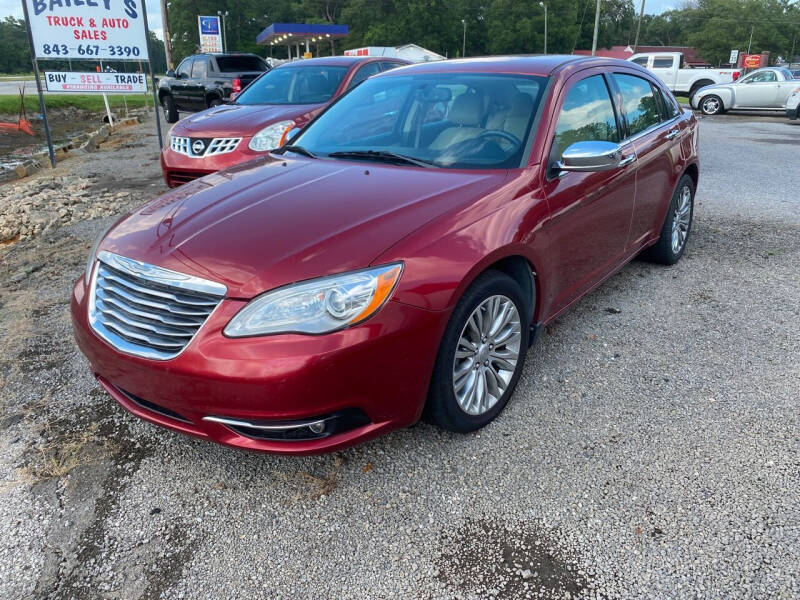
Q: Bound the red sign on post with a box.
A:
[742,54,762,69]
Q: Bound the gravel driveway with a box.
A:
[1,114,798,600]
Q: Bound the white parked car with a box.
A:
[787,85,800,120]
[691,67,799,115]
[628,52,741,98]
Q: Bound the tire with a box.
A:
[161,94,179,123]
[642,174,695,265]
[699,94,723,116]
[425,270,530,433]
[209,98,223,108]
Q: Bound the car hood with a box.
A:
[102,156,507,298]
[174,103,324,137]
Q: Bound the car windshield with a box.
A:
[235,66,348,105]
[215,56,267,72]
[290,72,547,170]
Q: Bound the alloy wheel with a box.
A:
[452,295,522,416]
[701,97,720,115]
[671,184,692,254]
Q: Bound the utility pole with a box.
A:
[160,0,173,69]
[218,11,229,52]
[591,0,601,56]
[633,0,645,53]
[747,24,754,55]
[462,19,467,57]
[539,2,548,54]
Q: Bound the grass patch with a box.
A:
[0,94,153,114]
[676,94,691,106]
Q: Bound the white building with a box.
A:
[344,44,446,63]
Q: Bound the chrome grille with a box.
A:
[170,135,241,158]
[88,251,227,360]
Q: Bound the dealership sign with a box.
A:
[44,71,147,93]
[742,54,762,68]
[198,15,223,53]
[24,0,149,60]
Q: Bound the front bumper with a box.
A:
[71,275,449,454]
[160,139,265,187]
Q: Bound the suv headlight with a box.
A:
[224,263,403,337]
[248,120,295,152]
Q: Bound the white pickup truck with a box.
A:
[628,52,741,98]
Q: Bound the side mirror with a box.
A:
[557,141,623,172]
[165,69,176,78]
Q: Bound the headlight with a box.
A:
[248,120,295,152]
[85,223,114,284]
[224,263,403,337]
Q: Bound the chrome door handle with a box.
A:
[619,154,635,167]
[666,128,680,140]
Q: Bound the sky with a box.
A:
[1,0,677,43]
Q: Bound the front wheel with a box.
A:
[425,270,529,433]
[161,94,179,123]
[699,94,724,116]
[642,174,694,265]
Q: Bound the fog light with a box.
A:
[308,421,326,434]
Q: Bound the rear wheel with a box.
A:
[425,270,529,433]
[699,94,724,116]
[209,98,223,108]
[642,174,694,265]
[161,94,179,123]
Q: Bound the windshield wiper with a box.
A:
[278,145,316,158]
[327,150,436,168]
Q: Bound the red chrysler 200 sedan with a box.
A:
[73,55,699,455]
[160,55,409,187]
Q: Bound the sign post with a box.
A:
[20,0,56,168]
[729,49,739,66]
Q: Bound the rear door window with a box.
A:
[656,86,680,119]
[348,62,382,90]
[652,56,674,68]
[552,74,619,159]
[612,73,662,136]
[379,61,402,72]
[191,57,208,79]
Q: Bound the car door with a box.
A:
[540,71,637,315]
[734,70,779,107]
[775,70,798,105]
[188,56,209,110]
[611,71,683,248]
[173,58,193,109]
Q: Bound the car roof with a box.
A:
[274,56,405,68]
[375,55,644,78]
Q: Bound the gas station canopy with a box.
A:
[256,23,349,47]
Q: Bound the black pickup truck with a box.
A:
[158,53,269,123]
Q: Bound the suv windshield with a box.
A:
[216,56,267,72]
[290,72,547,170]
[235,66,348,105]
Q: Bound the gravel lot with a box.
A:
[1,113,798,600]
